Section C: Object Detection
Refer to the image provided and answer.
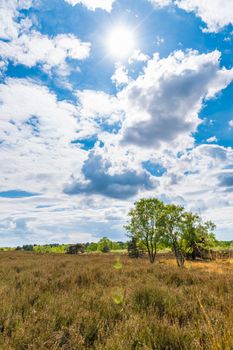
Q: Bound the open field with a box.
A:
[0,252,233,350]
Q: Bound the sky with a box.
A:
[0,0,233,246]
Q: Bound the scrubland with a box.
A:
[0,251,233,350]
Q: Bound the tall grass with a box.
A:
[0,251,232,349]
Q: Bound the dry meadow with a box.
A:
[0,251,233,350]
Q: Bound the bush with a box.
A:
[66,244,85,254]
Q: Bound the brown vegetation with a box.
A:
[0,251,233,349]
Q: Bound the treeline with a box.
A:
[215,240,233,249]
[9,237,127,254]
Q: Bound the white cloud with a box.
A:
[0,59,6,75]
[0,31,90,71]
[75,89,123,138]
[0,0,33,40]
[0,194,126,246]
[0,1,91,73]
[206,136,218,143]
[149,0,233,32]
[111,63,129,87]
[77,90,120,119]
[176,0,233,33]
[120,50,233,149]
[0,78,87,195]
[149,0,172,7]
[64,0,115,12]
[157,144,233,239]
[128,49,149,65]
[229,120,233,128]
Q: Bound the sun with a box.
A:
[106,25,136,59]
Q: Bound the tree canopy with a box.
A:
[124,198,165,263]
[125,198,216,266]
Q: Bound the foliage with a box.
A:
[33,245,69,254]
[214,240,233,250]
[162,204,186,267]
[11,239,128,255]
[22,244,34,251]
[66,244,85,255]
[127,237,145,258]
[182,213,216,260]
[0,247,16,251]
[125,198,165,263]
[125,198,216,266]
[86,242,98,252]
[97,237,112,252]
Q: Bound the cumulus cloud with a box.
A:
[177,0,233,33]
[0,78,87,195]
[229,120,233,128]
[0,31,90,72]
[154,144,233,239]
[0,1,91,73]
[111,63,129,87]
[120,50,233,149]
[0,78,78,138]
[219,172,233,190]
[64,152,155,199]
[64,0,115,12]
[128,50,149,65]
[0,59,6,76]
[149,0,233,32]
[0,0,33,41]
[75,89,123,139]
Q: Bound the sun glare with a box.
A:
[107,25,136,59]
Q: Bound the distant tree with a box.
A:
[102,245,110,253]
[97,237,112,252]
[127,238,144,258]
[86,242,98,252]
[50,245,69,254]
[22,245,34,251]
[117,241,127,250]
[111,241,121,250]
[125,198,165,263]
[66,244,85,255]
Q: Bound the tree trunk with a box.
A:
[173,242,185,267]
[149,252,156,263]
[146,245,156,263]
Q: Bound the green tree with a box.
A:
[163,205,216,266]
[86,242,98,252]
[182,213,216,260]
[125,198,165,263]
[66,244,85,254]
[127,237,144,258]
[97,237,112,253]
[162,204,186,267]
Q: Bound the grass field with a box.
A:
[0,252,233,349]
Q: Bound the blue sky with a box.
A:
[0,0,233,246]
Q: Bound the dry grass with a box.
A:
[0,251,233,349]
